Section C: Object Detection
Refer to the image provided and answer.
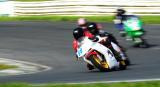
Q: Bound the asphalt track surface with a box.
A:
[0,21,159,83]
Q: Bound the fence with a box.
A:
[0,0,14,16]
[2,0,160,16]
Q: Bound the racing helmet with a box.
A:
[77,18,87,26]
[73,27,84,40]
[87,22,99,35]
[117,8,126,15]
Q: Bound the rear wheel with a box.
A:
[133,37,149,48]
[139,39,150,48]
[119,60,127,70]
[124,58,131,65]
[90,55,109,72]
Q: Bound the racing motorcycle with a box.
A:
[76,36,126,72]
[123,15,149,48]
[114,15,149,48]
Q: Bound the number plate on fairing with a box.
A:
[77,47,83,57]
[76,38,93,58]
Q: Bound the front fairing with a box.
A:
[76,37,119,69]
[124,18,142,31]
[76,37,93,58]
[123,16,144,37]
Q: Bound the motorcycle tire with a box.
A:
[133,38,149,48]
[90,55,109,72]
[119,60,127,70]
[124,58,131,66]
[139,39,150,48]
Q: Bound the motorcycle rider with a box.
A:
[73,18,129,68]
[76,18,117,44]
[114,8,127,36]
[86,22,129,64]
[73,18,103,53]
[72,27,95,70]
[72,26,128,71]
[115,8,127,21]
[77,18,102,29]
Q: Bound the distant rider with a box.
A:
[114,8,127,36]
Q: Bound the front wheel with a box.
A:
[133,37,149,48]
[139,39,150,48]
[90,55,109,72]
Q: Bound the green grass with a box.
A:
[0,81,160,87]
[0,15,160,24]
[0,64,18,70]
[140,16,160,24]
[0,16,114,22]
[0,83,30,87]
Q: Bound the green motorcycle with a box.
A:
[123,15,149,48]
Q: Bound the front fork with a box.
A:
[83,50,97,66]
[84,50,105,66]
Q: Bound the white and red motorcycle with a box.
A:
[76,36,126,72]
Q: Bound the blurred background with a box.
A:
[0,0,160,16]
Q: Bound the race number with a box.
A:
[77,48,83,57]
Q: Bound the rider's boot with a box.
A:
[87,63,94,70]
[109,46,122,62]
[119,51,130,65]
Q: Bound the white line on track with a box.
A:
[33,78,160,86]
[66,78,160,84]
[0,58,52,76]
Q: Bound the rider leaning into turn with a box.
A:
[72,18,103,70]
[72,18,129,70]
[73,18,101,53]
[86,23,128,62]
[73,27,95,70]
[76,18,120,46]
[77,18,128,60]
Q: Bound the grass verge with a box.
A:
[0,15,160,24]
[0,81,160,87]
[0,64,18,70]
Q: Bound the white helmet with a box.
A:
[77,18,87,26]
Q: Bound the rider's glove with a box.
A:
[89,36,99,42]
